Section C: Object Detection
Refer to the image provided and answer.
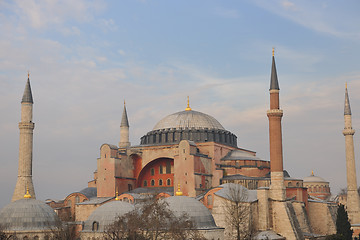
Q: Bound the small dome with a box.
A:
[163,196,217,229]
[303,172,328,183]
[153,110,225,131]
[83,200,134,232]
[0,198,59,231]
[221,150,262,161]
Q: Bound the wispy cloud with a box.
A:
[253,0,360,39]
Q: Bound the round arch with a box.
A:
[137,157,174,188]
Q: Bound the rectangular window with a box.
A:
[166,162,171,174]
[159,165,163,174]
[151,168,155,176]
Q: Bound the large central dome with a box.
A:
[153,110,225,131]
[140,106,237,147]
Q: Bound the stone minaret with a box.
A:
[343,84,360,223]
[267,49,285,200]
[12,74,36,201]
[119,101,130,148]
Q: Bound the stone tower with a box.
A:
[267,49,285,200]
[119,101,130,148]
[12,74,36,201]
[343,84,360,224]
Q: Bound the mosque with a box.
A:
[1,51,360,240]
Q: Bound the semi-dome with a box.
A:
[83,200,135,232]
[163,196,218,229]
[0,198,59,231]
[153,110,225,131]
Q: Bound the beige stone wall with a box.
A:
[270,200,304,240]
[292,201,311,234]
[257,188,270,231]
[307,201,336,236]
[174,140,196,197]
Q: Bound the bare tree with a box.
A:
[223,183,252,240]
[104,196,206,240]
[44,220,76,240]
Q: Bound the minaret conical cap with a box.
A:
[22,77,34,103]
[270,49,280,90]
[344,84,351,115]
[120,101,129,127]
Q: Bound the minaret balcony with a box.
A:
[267,109,283,117]
[18,122,35,129]
[343,128,355,136]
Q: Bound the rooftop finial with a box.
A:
[311,170,314,176]
[272,47,275,57]
[27,70,30,79]
[345,82,347,89]
[115,187,119,201]
[185,96,192,111]
[24,186,31,199]
[175,183,183,196]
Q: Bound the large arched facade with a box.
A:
[137,158,174,188]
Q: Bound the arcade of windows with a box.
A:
[144,178,171,187]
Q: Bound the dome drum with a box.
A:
[140,128,237,147]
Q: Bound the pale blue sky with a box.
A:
[0,0,360,208]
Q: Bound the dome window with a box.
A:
[92,221,99,231]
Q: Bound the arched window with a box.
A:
[296,182,299,187]
[167,179,171,186]
[92,221,99,231]
[159,165,163,174]
[23,237,29,240]
[128,184,133,191]
[288,182,292,187]
[159,179,163,186]
[151,179,155,186]
[151,168,155,176]
[75,196,80,203]
[34,236,39,240]
[144,180,148,187]
[67,200,72,207]
[166,161,171,174]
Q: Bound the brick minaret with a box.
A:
[267,49,285,200]
[119,101,130,148]
[343,84,360,223]
[12,74,36,201]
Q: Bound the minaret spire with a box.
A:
[22,74,33,104]
[342,84,360,224]
[267,49,285,200]
[119,100,130,148]
[12,74,36,201]
[344,83,351,115]
[270,48,279,91]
